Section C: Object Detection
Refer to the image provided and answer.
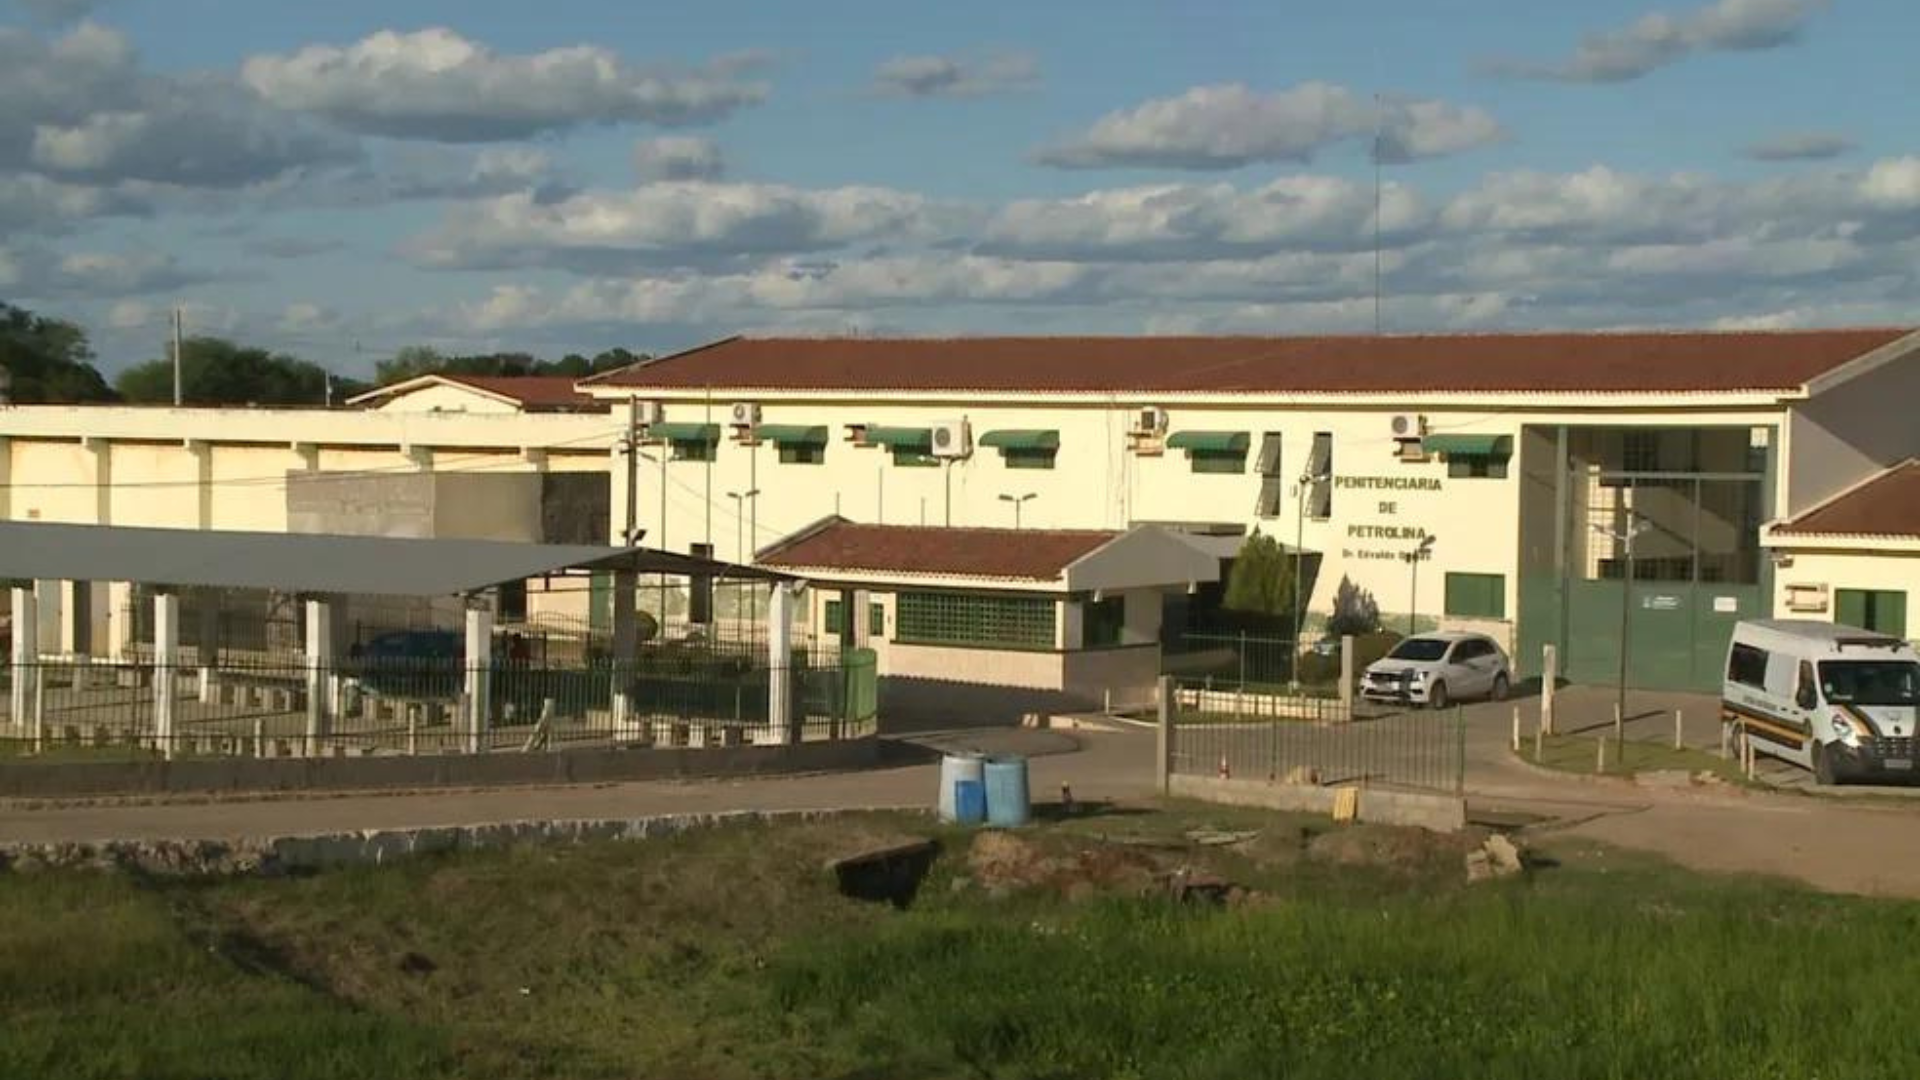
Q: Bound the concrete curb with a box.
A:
[1169,774,1467,832]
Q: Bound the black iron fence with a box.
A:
[0,650,877,762]
[1168,677,1463,793]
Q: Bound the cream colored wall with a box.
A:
[626,398,1784,631]
[1769,547,1920,641]
[882,642,1065,691]
[1785,355,1920,515]
[370,383,523,414]
[8,440,106,524]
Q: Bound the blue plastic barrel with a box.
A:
[983,755,1032,827]
[953,779,988,825]
[938,752,986,822]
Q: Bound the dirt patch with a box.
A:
[1306,823,1488,876]
[965,831,1165,901]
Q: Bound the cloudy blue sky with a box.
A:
[2,0,1915,375]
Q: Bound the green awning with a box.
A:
[863,426,932,450]
[649,421,721,444]
[1166,431,1250,453]
[1423,434,1512,458]
[757,424,829,446]
[979,429,1060,451]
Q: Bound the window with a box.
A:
[1727,643,1768,688]
[1308,432,1333,518]
[823,598,844,637]
[895,592,1056,650]
[870,601,886,638]
[779,443,825,465]
[1083,596,1126,648]
[1444,572,1506,619]
[1836,589,1908,638]
[1254,433,1284,518]
[892,449,939,468]
[1449,456,1509,479]
[1190,449,1246,474]
[1003,447,1057,470]
[671,439,715,462]
[497,580,528,622]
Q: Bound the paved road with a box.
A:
[7,697,1920,899]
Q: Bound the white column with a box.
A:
[765,581,795,745]
[105,582,136,662]
[463,598,494,753]
[33,580,61,657]
[848,588,872,649]
[9,585,38,738]
[304,598,333,756]
[610,569,638,738]
[153,590,180,759]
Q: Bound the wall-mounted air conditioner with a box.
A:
[729,401,761,428]
[1389,413,1426,440]
[632,399,664,426]
[1135,406,1170,436]
[931,418,972,458]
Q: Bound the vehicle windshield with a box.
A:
[1818,661,1920,707]
[1387,638,1450,662]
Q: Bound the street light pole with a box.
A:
[997,492,1036,529]
[1592,515,1649,751]
[1404,534,1437,635]
[727,489,760,639]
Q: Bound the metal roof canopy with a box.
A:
[0,521,784,597]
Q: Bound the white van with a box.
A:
[1722,619,1920,785]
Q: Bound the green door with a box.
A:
[1837,589,1909,637]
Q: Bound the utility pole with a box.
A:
[171,307,184,406]
[1404,534,1437,635]
[1592,514,1649,752]
[623,397,642,547]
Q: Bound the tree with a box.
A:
[116,337,367,406]
[1326,576,1382,638]
[1221,532,1297,632]
[373,345,647,385]
[0,301,114,403]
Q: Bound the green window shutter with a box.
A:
[892,449,940,467]
[1003,447,1057,470]
[1167,431,1250,453]
[778,443,825,464]
[671,439,715,462]
[1444,572,1506,619]
[865,426,933,451]
[1838,589,1908,637]
[1190,449,1247,474]
[979,430,1059,450]
[869,602,886,638]
[823,599,844,638]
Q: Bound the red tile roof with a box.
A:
[592,330,1911,396]
[1775,460,1920,539]
[758,520,1118,581]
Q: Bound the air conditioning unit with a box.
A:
[1135,406,1170,435]
[1389,413,1426,440]
[729,401,761,428]
[632,399,664,426]
[931,418,972,458]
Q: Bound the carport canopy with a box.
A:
[0,520,784,597]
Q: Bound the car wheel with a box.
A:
[1427,680,1449,711]
[1811,741,1839,786]
[1490,673,1510,702]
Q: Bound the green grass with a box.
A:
[1527,732,1748,782]
[3,807,1920,1078]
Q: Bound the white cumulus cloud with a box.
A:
[872,51,1041,98]
[241,28,768,141]
[1034,82,1503,170]
[1482,0,1829,83]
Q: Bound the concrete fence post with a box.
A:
[765,582,796,746]
[610,569,638,739]
[1541,643,1558,735]
[9,584,38,738]
[1673,709,1684,751]
[1155,675,1173,795]
[463,598,494,754]
[152,589,179,759]
[304,598,333,757]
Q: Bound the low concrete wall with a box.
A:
[0,736,879,799]
[1169,774,1467,832]
[0,806,914,877]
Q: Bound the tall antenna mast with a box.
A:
[1372,93,1383,335]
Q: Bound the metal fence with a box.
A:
[0,650,877,762]
[1169,633,1341,693]
[1168,677,1464,793]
